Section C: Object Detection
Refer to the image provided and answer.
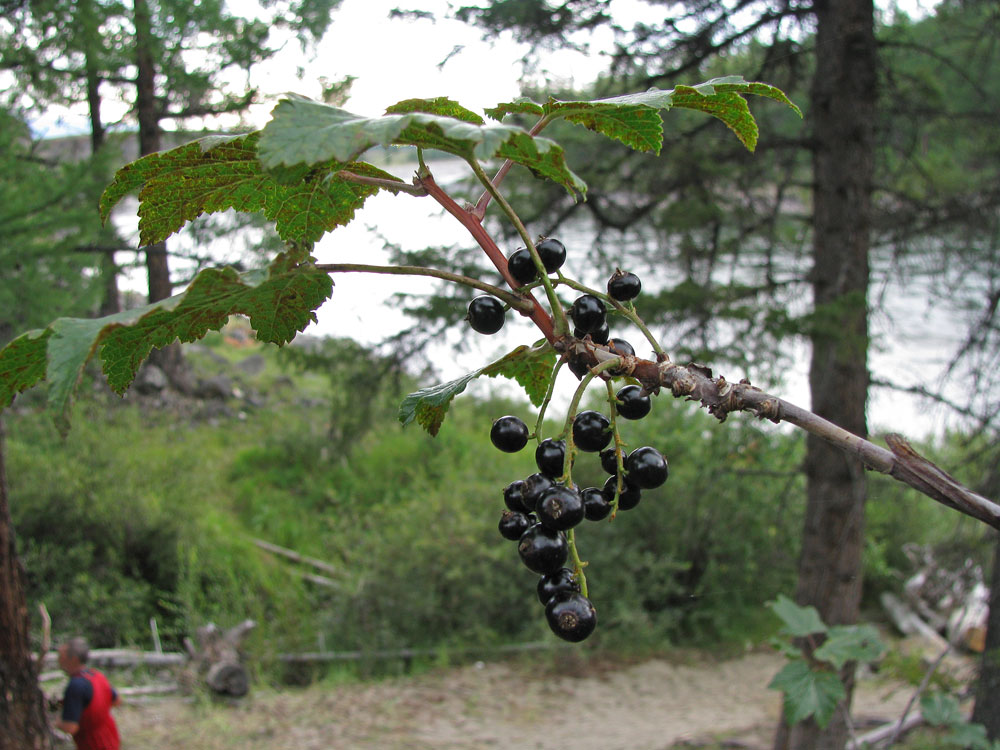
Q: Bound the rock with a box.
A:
[134,364,169,394]
[237,354,266,375]
[195,375,233,400]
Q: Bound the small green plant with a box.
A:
[918,692,1000,749]
[766,595,886,729]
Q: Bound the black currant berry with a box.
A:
[518,523,568,575]
[499,510,535,541]
[503,480,529,513]
[537,567,580,605]
[573,320,610,345]
[599,447,627,475]
[490,416,529,453]
[615,385,651,420]
[467,296,505,334]
[536,238,567,273]
[572,410,611,453]
[608,270,641,302]
[608,337,635,358]
[535,439,567,478]
[581,486,613,521]
[507,248,538,284]
[536,486,585,531]
[603,475,641,511]
[570,295,607,334]
[625,446,668,489]
[522,472,555,512]
[545,591,597,642]
[567,354,592,380]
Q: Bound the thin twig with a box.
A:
[335,170,428,196]
[316,262,534,313]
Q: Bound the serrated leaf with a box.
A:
[768,660,845,728]
[386,97,484,124]
[484,99,545,121]
[921,692,965,727]
[769,595,829,637]
[258,95,585,197]
[480,343,556,406]
[0,329,52,409]
[533,76,800,154]
[945,722,990,748]
[814,625,886,669]
[99,132,403,247]
[399,343,555,436]
[0,255,332,434]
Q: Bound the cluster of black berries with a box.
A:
[489,400,668,642]
[474,237,668,643]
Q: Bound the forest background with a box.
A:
[1,0,999,747]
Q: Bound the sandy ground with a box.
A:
[112,647,928,750]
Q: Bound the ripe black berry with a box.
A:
[545,592,597,642]
[625,446,668,489]
[490,416,528,453]
[537,568,580,605]
[536,486,585,531]
[467,295,505,334]
[608,270,641,301]
[522,472,555,512]
[572,410,611,452]
[499,510,535,540]
[518,523,568,574]
[535,439,567,478]
[603,475,641,510]
[599,447,627,475]
[567,354,592,380]
[615,385,651,420]
[570,295,607,334]
[608,337,635,358]
[503,480,529,513]
[536,238,567,273]
[581,486,613,521]
[507,248,538,284]
[572,320,610,345]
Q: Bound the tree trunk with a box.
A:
[774,1,876,749]
[971,532,1000,739]
[0,419,52,750]
[134,0,191,391]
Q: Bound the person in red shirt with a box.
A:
[55,637,121,750]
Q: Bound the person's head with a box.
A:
[58,637,89,675]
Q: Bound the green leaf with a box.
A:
[257,95,585,197]
[480,342,557,406]
[399,343,555,436]
[0,254,332,434]
[386,97,484,124]
[484,99,544,121]
[768,660,845,728]
[814,624,886,669]
[495,76,801,154]
[945,722,990,749]
[769,595,829,637]
[921,692,965,727]
[99,132,403,247]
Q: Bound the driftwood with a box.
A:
[183,620,256,698]
[882,545,988,653]
[41,649,186,670]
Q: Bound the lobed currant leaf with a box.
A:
[99,132,404,247]
[769,594,829,637]
[814,624,886,670]
[768,660,845,729]
[0,253,332,435]
[399,343,556,436]
[258,95,586,197]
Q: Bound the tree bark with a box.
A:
[971,532,1000,739]
[134,0,191,391]
[0,419,52,750]
[774,1,876,748]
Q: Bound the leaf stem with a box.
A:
[335,170,428,197]
[533,357,565,445]
[316,263,533,313]
[466,157,570,336]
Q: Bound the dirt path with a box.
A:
[117,649,918,750]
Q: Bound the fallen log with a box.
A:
[183,620,256,698]
[41,649,186,670]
